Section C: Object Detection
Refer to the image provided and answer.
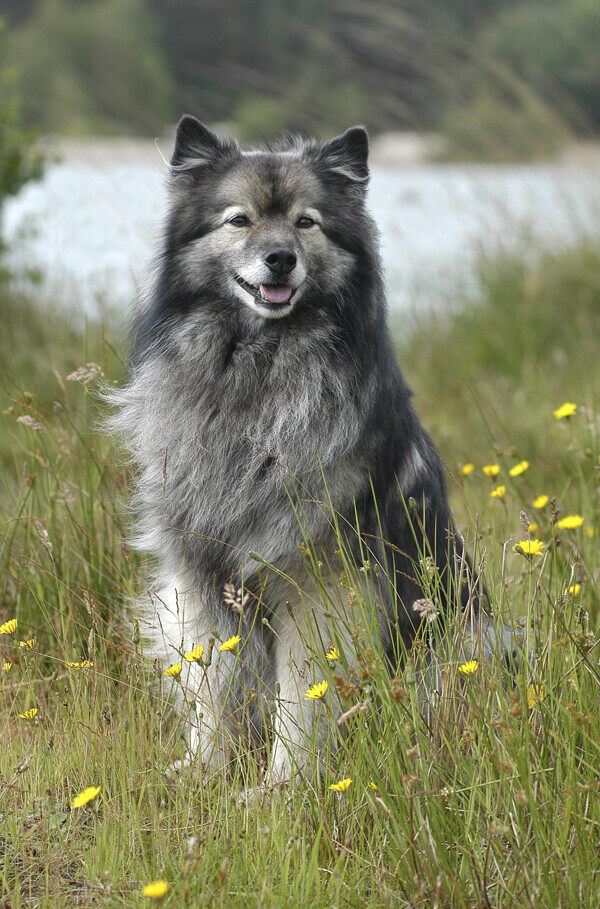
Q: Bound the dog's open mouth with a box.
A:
[235,276,295,308]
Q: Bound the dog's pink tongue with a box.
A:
[260,284,292,304]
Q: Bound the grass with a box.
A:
[1,244,599,906]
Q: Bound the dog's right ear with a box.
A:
[170,115,230,179]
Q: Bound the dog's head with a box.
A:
[166,116,372,320]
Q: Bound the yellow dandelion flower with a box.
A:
[185,644,205,662]
[556,514,584,530]
[533,495,549,509]
[553,402,577,420]
[461,463,475,476]
[142,880,169,899]
[584,526,594,538]
[526,685,544,708]
[369,781,378,791]
[509,460,529,477]
[71,785,101,809]
[305,680,328,700]
[528,523,538,535]
[567,583,581,597]
[3,662,12,672]
[329,777,352,792]
[458,660,479,676]
[219,635,241,653]
[513,539,545,556]
[19,707,38,720]
[326,646,339,661]
[19,638,36,651]
[164,662,182,678]
[491,485,506,499]
[0,618,17,635]
[483,464,500,477]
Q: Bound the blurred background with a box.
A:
[2,0,600,318]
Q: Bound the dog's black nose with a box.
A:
[264,247,297,274]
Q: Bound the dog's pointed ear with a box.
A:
[170,115,231,179]
[319,126,369,185]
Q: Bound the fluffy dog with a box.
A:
[111,117,514,783]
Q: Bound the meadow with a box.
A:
[1,243,599,907]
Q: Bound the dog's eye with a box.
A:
[296,215,316,229]
[228,214,251,227]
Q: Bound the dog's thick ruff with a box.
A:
[110,117,514,783]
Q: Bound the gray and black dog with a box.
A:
[111,116,514,784]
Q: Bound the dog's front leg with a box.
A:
[266,602,336,787]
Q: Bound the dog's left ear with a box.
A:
[170,115,233,180]
[319,126,369,185]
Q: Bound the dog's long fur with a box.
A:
[110,117,512,782]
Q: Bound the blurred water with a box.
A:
[4,157,600,320]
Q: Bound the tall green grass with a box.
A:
[1,245,599,906]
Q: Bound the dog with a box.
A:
[110,116,515,784]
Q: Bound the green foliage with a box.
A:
[1,0,175,136]
[0,20,43,256]
[480,0,600,132]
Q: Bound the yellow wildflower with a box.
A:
[185,644,205,663]
[509,460,529,477]
[483,464,500,477]
[513,539,545,556]
[305,680,328,700]
[526,685,544,708]
[19,638,36,651]
[219,635,241,653]
[0,619,17,635]
[3,662,12,672]
[142,880,169,899]
[65,659,94,670]
[553,402,577,420]
[567,583,581,597]
[461,463,475,477]
[19,707,38,720]
[556,514,584,530]
[71,785,101,809]
[458,660,479,676]
[533,495,549,509]
[326,646,339,661]
[528,523,538,535]
[329,777,352,792]
[369,781,378,791]
[164,662,182,678]
[490,485,506,499]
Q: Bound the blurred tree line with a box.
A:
[1,0,599,157]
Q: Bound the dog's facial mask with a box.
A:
[169,117,370,319]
